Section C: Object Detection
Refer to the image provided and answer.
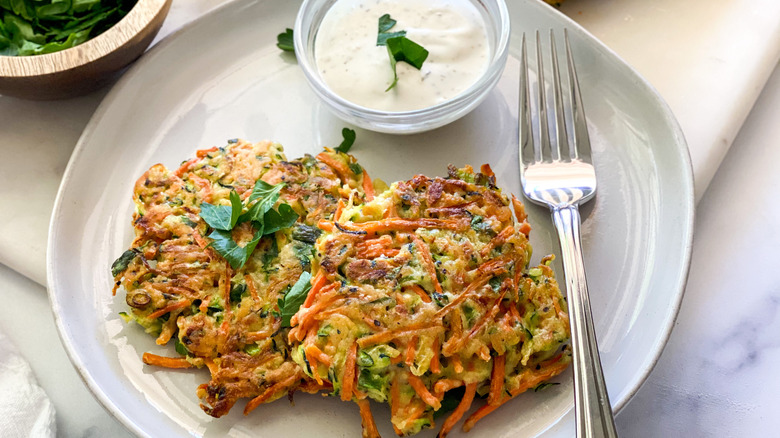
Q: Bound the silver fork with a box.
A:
[519,30,618,438]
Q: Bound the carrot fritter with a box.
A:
[289,165,571,436]
[111,140,369,417]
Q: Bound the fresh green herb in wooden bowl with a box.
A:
[0,0,138,56]
[0,0,170,100]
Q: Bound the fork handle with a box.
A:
[552,206,618,438]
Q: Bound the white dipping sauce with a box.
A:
[314,0,491,112]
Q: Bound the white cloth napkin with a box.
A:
[0,328,56,438]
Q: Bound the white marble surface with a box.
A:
[2,0,780,436]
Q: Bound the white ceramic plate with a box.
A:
[47,0,694,437]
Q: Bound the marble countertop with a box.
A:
[1,0,779,436]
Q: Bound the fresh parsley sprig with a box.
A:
[277,28,294,52]
[335,127,356,153]
[277,271,313,327]
[199,179,298,269]
[376,14,429,91]
[0,0,136,56]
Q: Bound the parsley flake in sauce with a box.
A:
[376,13,429,92]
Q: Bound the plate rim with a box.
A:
[46,0,695,436]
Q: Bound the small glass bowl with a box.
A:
[294,0,511,134]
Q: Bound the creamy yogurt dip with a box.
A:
[314,0,491,112]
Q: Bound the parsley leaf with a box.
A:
[240,180,285,224]
[376,14,429,91]
[386,36,428,69]
[207,229,263,270]
[385,47,399,91]
[197,177,296,270]
[248,179,284,203]
[376,14,406,45]
[336,128,356,153]
[263,203,299,235]
[199,190,243,231]
[279,272,312,327]
[111,249,138,277]
[0,0,135,57]
[277,28,294,52]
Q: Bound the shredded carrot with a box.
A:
[435,276,492,319]
[341,342,358,401]
[334,199,345,223]
[196,146,219,158]
[462,360,569,432]
[479,226,515,258]
[357,323,438,348]
[362,316,383,331]
[480,164,495,178]
[198,295,210,313]
[362,169,375,201]
[290,284,340,340]
[303,271,329,307]
[406,284,432,303]
[357,399,381,438]
[245,327,277,341]
[407,374,441,410]
[430,336,441,374]
[489,355,506,406]
[438,382,477,438]
[341,217,468,234]
[509,303,522,324]
[356,234,399,259]
[412,234,442,294]
[405,335,418,367]
[444,291,507,357]
[147,300,191,320]
[518,221,531,236]
[142,352,193,369]
[318,219,335,232]
[390,374,403,436]
[244,373,300,414]
[511,194,528,224]
[244,274,260,302]
[451,354,464,373]
[305,344,333,367]
[204,358,218,375]
[317,152,351,183]
[435,259,509,319]
[156,317,177,345]
[433,379,463,397]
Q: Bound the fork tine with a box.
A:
[564,29,591,162]
[549,30,569,161]
[519,34,536,167]
[535,31,552,162]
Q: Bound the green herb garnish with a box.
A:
[0,0,137,56]
[277,28,294,52]
[111,248,137,277]
[534,382,560,392]
[335,127,356,153]
[277,271,312,327]
[198,178,299,269]
[199,190,242,231]
[376,14,406,45]
[376,14,429,92]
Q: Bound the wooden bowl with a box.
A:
[0,0,172,100]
